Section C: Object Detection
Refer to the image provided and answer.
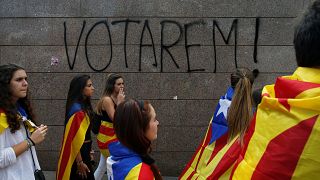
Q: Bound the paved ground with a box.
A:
[43,171,178,180]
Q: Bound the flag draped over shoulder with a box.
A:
[56,103,90,180]
[0,109,8,134]
[180,87,241,179]
[0,108,35,134]
[107,142,154,180]
[231,67,320,179]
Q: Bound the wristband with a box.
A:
[28,137,35,146]
[25,139,32,149]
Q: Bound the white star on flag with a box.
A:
[216,99,231,118]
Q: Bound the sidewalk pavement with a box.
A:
[43,171,178,180]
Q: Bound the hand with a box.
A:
[77,161,90,179]
[89,149,94,161]
[117,88,125,104]
[30,125,48,145]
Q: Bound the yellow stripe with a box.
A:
[181,116,238,179]
[57,113,90,180]
[180,118,213,179]
[0,113,8,134]
[97,121,116,157]
[285,67,320,83]
[219,164,234,180]
[292,115,320,179]
[125,163,141,180]
[197,137,237,179]
[57,114,74,176]
[233,68,320,179]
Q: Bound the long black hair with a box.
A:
[65,74,94,124]
[0,64,35,133]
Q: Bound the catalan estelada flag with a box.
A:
[97,120,117,158]
[56,103,90,180]
[107,141,154,180]
[231,67,320,179]
[180,87,241,179]
[0,108,36,134]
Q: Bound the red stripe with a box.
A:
[207,140,240,179]
[138,163,154,179]
[57,111,85,180]
[206,133,228,165]
[230,114,257,178]
[278,98,291,111]
[251,115,318,180]
[179,124,212,178]
[274,78,320,111]
[97,138,118,149]
[99,125,115,136]
[275,77,320,99]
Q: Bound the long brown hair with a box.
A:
[114,99,162,180]
[95,73,123,115]
[0,64,35,133]
[227,68,257,145]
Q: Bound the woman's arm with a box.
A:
[102,97,116,121]
[0,140,27,168]
[75,151,90,178]
[0,125,47,168]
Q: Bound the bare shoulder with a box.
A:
[101,96,113,105]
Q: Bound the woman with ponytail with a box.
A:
[180,68,258,179]
[107,99,162,180]
[227,68,258,145]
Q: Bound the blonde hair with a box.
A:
[227,68,256,145]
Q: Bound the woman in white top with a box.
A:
[0,64,48,180]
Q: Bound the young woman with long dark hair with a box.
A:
[107,99,162,180]
[0,64,48,180]
[57,75,95,180]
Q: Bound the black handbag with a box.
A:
[34,169,46,180]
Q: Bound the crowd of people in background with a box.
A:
[1,0,320,179]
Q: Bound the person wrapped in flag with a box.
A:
[57,75,95,180]
[180,68,258,179]
[93,73,125,180]
[231,1,320,179]
[0,64,48,180]
[107,99,162,180]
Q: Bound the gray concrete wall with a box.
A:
[0,0,313,176]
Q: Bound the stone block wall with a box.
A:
[0,0,312,176]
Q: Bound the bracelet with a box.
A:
[27,137,35,146]
[25,139,32,149]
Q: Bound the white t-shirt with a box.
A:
[0,121,41,180]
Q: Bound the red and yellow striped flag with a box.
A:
[231,67,320,179]
[56,103,90,180]
[96,121,117,157]
[180,88,241,179]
